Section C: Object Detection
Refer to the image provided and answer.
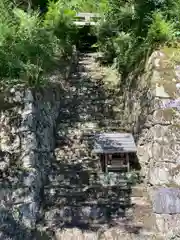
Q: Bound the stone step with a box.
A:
[112,221,157,236]
[137,229,159,238]
[58,118,123,126]
[68,79,120,90]
[57,126,126,135]
[45,183,133,202]
[45,193,131,202]
[107,165,129,172]
[48,163,131,172]
[48,191,131,199]
[130,197,156,232]
[46,199,132,207]
[47,176,132,187]
[131,197,151,206]
[52,225,158,239]
[48,166,99,174]
[45,183,131,190]
[68,79,108,87]
[47,224,163,240]
[57,115,124,124]
[44,207,128,228]
[60,97,122,107]
[59,108,123,118]
[57,126,124,136]
[131,185,147,197]
[62,94,117,101]
[68,83,121,96]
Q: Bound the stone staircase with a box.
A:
[43,52,163,239]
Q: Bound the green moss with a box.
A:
[165,182,180,188]
[161,46,180,63]
[171,123,180,129]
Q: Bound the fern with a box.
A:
[147,11,175,44]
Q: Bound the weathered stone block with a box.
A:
[173,170,180,186]
[151,125,168,141]
[151,187,180,214]
[21,132,37,152]
[137,144,152,163]
[55,228,84,240]
[21,151,37,168]
[151,142,180,163]
[152,109,174,124]
[148,163,175,185]
[155,213,180,233]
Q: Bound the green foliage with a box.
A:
[127,170,141,185]
[63,0,108,13]
[107,0,135,32]
[96,0,180,83]
[95,0,178,78]
[0,0,111,87]
[43,1,78,57]
[147,12,175,44]
[0,0,78,87]
[3,0,180,88]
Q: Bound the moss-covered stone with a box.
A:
[162,47,180,63]
[171,123,180,129]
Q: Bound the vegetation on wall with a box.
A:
[1,0,180,88]
[0,0,78,87]
[0,0,108,88]
[95,0,179,79]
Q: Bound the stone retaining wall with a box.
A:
[1,47,180,239]
[0,87,62,239]
[123,49,180,238]
[0,49,78,239]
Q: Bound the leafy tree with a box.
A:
[96,0,177,77]
[0,0,78,87]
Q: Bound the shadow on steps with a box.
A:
[42,52,145,238]
[43,159,143,235]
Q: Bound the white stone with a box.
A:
[173,171,180,185]
[0,161,8,171]
[148,163,174,185]
[154,58,160,67]
[155,85,170,98]
[176,83,180,89]
[14,91,23,102]
[10,88,15,93]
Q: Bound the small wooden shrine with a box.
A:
[93,133,137,173]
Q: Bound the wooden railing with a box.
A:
[74,12,101,26]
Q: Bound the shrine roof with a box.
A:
[93,132,137,154]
